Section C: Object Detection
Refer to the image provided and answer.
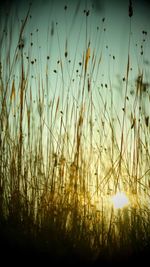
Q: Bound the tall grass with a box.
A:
[0,0,150,263]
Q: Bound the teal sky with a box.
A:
[1,0,150,84]
[1,0,150,134]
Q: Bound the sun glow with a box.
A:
[111,192,129,209]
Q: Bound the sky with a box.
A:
[0,0,150,139]
[1,0,149,83]
[0,0,149,196]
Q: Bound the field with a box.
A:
[0,1,150,265]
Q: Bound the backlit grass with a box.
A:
[0,0,150,264]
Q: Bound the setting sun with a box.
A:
[111,192,129,209]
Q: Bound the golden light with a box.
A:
[111,192,129,209]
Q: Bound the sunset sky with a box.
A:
[0,0,149,131]
[1,0,149,85]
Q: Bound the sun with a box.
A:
[111,192,129,209]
